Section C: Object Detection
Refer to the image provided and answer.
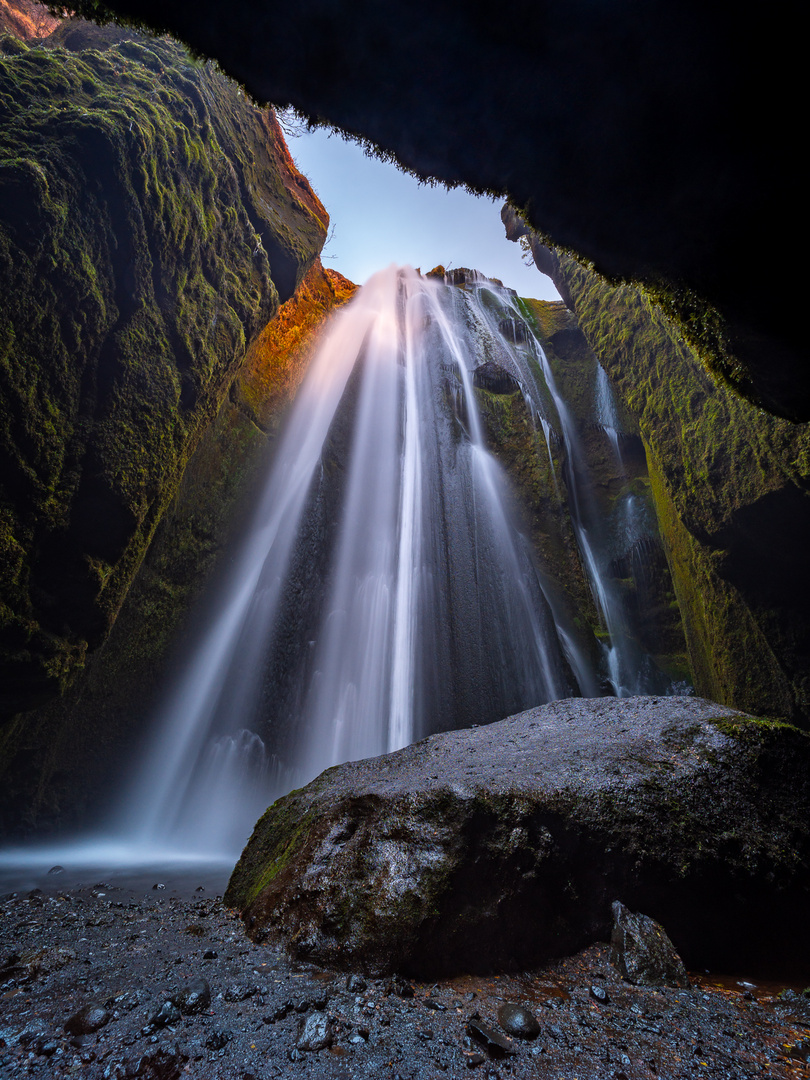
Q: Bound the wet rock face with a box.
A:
[71,0,807,420]
[0,20,327,716]
[473,361,520,395]
[226,697,810,978]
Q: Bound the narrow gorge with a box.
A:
[1,7,809,1079]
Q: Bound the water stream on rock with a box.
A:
[1,266,678,879]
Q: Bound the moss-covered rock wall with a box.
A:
[509,220,810,721]
[0,21,328,717]
[0,257,356,834]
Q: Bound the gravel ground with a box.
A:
[2,877,810,1079]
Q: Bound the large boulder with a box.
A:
[226,697,810,977]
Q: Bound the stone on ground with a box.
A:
[610,900,689,987]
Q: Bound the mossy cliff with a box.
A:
[0,21,327,717]
[507,219,810,721]
[0,257,356,834]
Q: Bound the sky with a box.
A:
[283,120,561,302]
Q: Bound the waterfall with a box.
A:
[94,265,678,859]
[595,362,623,461]
[107,267,587,854]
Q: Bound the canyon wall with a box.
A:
[504,209,810,722]
[0,21,327,717]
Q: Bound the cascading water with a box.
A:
[18,262,682,873]
[439,276,674,697]
[109,266,588,856]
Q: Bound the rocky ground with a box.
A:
[2,875,810,1079]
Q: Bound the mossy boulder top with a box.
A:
[226,696,810,978]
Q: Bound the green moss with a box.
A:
[537,245,810,722]
[709,715,803,740]
[0,27,327,716]
[227,799,320,910]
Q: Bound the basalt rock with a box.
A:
[609,900,689,988]
[473,362,520,395]
[226,696,810,978]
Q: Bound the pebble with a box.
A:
[467,1018,517,1055]
[497,1002,540,1039]
[173,976,211,1014]
[64,1003,110,1035]
[589,984,610,1004]
[145,1000,181,1030]
[206,1029,232,1050]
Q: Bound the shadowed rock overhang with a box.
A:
[68,0,808,420]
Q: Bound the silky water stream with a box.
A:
[0,267,681,890]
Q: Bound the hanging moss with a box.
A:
[0,258,356,834]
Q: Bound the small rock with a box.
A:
[297,1011,332,1051]
[202,950,218,960]
[346,974,367,992]
[146,1000,181,1029]
[48,866,64,875]
[423,998,447,1011]
[786,1037,810,1062]
[267,1001,292,1022]
[609,900,689,987]
[385,974,414,998]
[205,1030,232,1051]
[589,984,610,1004]
[461,1034,486,1066]
[467,1019,517,1056]
[17,1021,49,1045]
[173,977,211,1014]
[64,1003,110,1035]
[497,1002,540,1039]
[152,883,165,891]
